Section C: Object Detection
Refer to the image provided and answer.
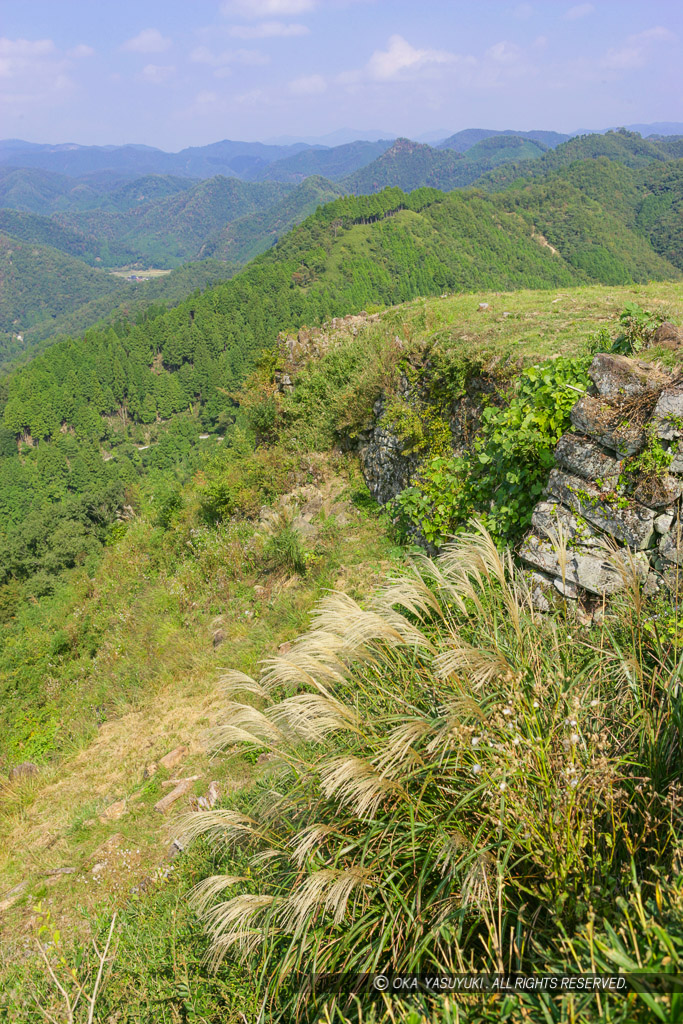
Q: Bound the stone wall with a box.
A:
[519,352,683,615]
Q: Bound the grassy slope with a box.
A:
[0,281,681,1011]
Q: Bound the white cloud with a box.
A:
[0,37,73,110]
[0,35,55,71]
[221,0,316,16]
[366,34,454,81]
[564,3,595,19]
[68,44,95,58]
[195,89,219,106]
[236,87,269,104]
[486,41,523,64]
[122,28,171,54]
[140,63,175,84]
[513,3,533,19]
[230,21,310,38]
[289,72,326,94]
[189,45,269,68]
[602,26,676,71]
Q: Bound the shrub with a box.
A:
[262,517,308,576]
[395,356,590,547]
[185,526,683,1021]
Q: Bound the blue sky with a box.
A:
[1,0,680,149]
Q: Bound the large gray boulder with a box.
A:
[632,474,683,510]
[589,353,664,400]
[546,469,656,550]
[659,526,683,566]
[519,532,647,596]
[570,396,645,456]
[554,433,622,483]
[531,500,605,549]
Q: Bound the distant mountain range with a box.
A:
[2,123,681,181]
[0,126,681,353]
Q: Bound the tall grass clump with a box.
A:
[184,525,683,1021]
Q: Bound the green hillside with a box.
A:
[90,173,197,212]
[0,181,678,605]
[503,155,683,272]
[341,138,465,193]
[200,175,344,263]
[0,209,103,264]
[479,128,673,191]
[438,127,570,151]
[0,166,129,215]
[57,176,294,267]
[6,258,238,364]
[0,232,126,335]
[1,280,682,1024]
[250,139,392,182]
[342,135,549,194]
[636,159,683,270]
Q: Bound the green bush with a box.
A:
[395,355,590,547]
[262,519,308,575]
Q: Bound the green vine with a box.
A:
[394,355,591,547]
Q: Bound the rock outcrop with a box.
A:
[520,353,683,615]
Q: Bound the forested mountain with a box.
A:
[526,156,683,271]
[438,127,570,152]
[0,232,126,334]
[341,136,553,194]
[0,138,311,179]
[0,210,104,264]
[478,129,676,190]
[0,166,131,215]
[86,174,197,212]
[199,175,343,263]
[2,124,679,180]
[341,139,466,193]
[3,130,683,355]
[55,176,294,267]
[0,180,678,601]
[4,257,239,363]
[249,140,393,182]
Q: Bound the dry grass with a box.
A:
[0,458,401,968]
[183,522,683,1020]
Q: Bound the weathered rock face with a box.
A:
[359,398,420,506]
[653,322,683,350]
[554,434,622,483]
[519,533,647,596]
[570,396,646,456]
[652,388,683,440]
[589,353,663,400]
[660,525,683,566]
[546,469,656,550]
[521,352,683,613]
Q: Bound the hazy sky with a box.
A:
[1,0,681,149]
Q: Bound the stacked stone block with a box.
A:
[520,353,683,613]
